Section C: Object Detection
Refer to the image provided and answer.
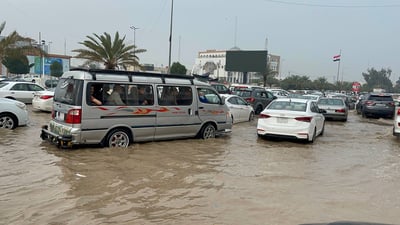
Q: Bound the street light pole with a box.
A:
[168,0,174,73]
[130,25,139,71]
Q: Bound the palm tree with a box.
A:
[72,32,146,70]
[0,21,43,69]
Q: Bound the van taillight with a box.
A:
[65,109,82,124]
[295,116,312,122]
[397,109,400,115]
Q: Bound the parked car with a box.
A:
[32,88,55,112]
[0,98,29,129]
[360,93,395,118]
[220,94,254,123]
[45,79,59,88]
[257,98,325,143]
[393,106,400,137]
[234,88,276,114]
[266,88,290,98]
[317,97,348,121]
[210,83,231,94]
[0,81,46,104]
[355,94,367,114]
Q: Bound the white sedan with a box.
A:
[0,98,29,129]
[0,81,46,103]
[257,98,325,143]
[221,94,255,123]
[32,88,55,112]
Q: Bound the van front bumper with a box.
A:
[40,125,73,148]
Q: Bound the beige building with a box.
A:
[193,48,280,84]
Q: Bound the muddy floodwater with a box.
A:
[1,106,400,225]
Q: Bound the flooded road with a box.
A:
[1,106,400,225]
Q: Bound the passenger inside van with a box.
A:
[90,86,103,106]
[106,84,125,105]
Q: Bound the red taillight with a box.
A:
[335,108,346,113]
[40,95,53,100]
[295,116,312,122]
[65,109,82,124]
[259,114,271,118]
[397,109,400,115]
[245,97,255,103]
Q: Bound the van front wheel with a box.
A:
[105,129,130,148]
[199,124,216,139]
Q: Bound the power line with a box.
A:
[263,0,400,8]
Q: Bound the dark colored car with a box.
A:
[234,88,276,114]
[210,83,231,94]
[360,93,395,118]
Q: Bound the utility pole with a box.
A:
[168,0,174,73]
[130,25,139,71]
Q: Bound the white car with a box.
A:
[0,98,29,129]
[393,106,400,137]
[32,88,55,112]
[0,81,46,103]
[221,94,254,123]
[257,98,325,143]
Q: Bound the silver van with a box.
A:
[40,68,232,148]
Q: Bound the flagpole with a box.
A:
[336,49,341,84]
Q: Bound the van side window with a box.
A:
[127,84,154,106]
[176,87,193,105]
[87,83,104,106]
[105,84,127,106]
[157,86,179,105]
[197,88,221,104]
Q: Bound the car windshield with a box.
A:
[234,90,251,97]
[369,95,393,101]
[318,99,344,105]
[268,101,307,112]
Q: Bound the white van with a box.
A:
[40,68,232,148]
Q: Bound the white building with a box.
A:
[192,48,280,84]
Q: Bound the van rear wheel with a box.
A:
[105,129,130,148]
[199,124,216,139]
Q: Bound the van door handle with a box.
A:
[188,108,192,115]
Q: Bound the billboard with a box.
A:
[225,50,268,73]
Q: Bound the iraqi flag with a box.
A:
[333,54,341,62]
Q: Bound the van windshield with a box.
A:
[54,78,83,105]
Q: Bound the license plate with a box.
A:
[277,117,288,123]
[55,112,65,121]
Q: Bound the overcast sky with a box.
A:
[2,0,400,83]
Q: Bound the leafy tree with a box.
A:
[0,21,43,70]
[362,68,393,92]
[72,32,146,70]
[312,77,335,91]
[280,75,312,90]
[2,50,33,74]
[169,62,187,75]
[50,61,63,77]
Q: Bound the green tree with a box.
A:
[169,62,187,75]
[280,75,312,90]
[72,32,146,70]
[0,21,42,70]
[312,77,335,91]
[2,50,33,74]
[50,61,63,77]
[362,67,393,92]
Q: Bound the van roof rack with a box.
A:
[70,68,195,84]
